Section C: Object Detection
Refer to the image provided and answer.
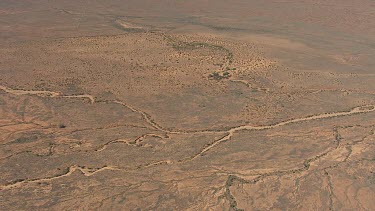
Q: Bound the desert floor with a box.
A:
[1,1,375,210]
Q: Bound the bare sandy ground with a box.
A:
[0,1,374,210]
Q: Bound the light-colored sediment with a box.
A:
[0,85,94,103]
[190,105,375,159]
[0,165,120,190]
[2,84,374,160]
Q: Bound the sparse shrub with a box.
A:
[58,123,66,129]
[209,72,222,80]
[223,71,231,78]
[209,71,231,80]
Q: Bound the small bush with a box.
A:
[209,71,231,80]
[58,123,66,129]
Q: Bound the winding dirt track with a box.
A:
[229,79,270,92]
[2,84,375,160]
[188,105,375,159]
[0,85,95,103]
[0,165,120,190]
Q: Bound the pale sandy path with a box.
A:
[0,85,61,97]
[188,105,375,160]
[229,79,271,92]
[1,84,375,160]
[0,85,94,103]
[0,159,174,190]
[0,165,120,190]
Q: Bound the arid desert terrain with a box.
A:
[1,0,375,210]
